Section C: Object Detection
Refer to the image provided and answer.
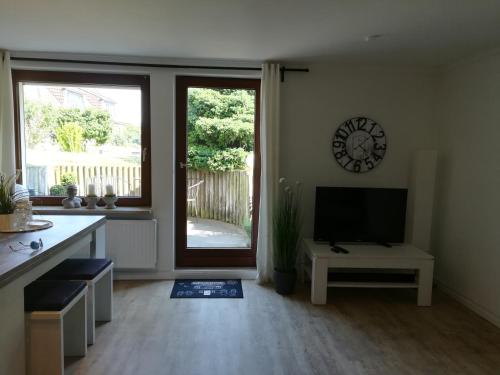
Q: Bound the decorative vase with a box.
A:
[103,195,118,209]
[273,268,297,295]
[0,213,16,231]
[85,196,99,209]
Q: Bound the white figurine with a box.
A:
[62,184,82,209]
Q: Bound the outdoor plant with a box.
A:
[25,101,112,148]
[55,122,84,152]
[0,171,21,214]
[187,88,255,172]
[49,172,77,196]
[60,172,77,186]
[188,146,247,171]
[274,178,302,272]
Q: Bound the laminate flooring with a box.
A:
[66,280,500,375]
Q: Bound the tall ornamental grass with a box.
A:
[273,178,302,272]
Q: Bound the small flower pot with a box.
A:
[103,195,118,209]
[273,268,297,295]
[0,213,16,231]
[85,196,99,209]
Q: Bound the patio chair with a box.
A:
[187,179,204,218]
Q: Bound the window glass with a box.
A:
[19,81,144,199]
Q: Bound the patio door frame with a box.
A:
[175,76,261,267]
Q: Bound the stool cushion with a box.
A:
[41,258,113,281]
[25,280,86,312]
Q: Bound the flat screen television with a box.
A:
[313,187,407,243]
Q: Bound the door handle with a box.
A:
[179,161,187,169]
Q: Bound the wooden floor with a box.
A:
[66,280,500,375]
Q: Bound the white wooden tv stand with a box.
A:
[303,239,434,306]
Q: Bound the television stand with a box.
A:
[376,241,392,248]
[303,239,434,306]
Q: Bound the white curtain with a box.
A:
[256,63,280,284]
[0,51,15,176]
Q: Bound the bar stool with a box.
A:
[25,280,87,375]
[40,258,113,345]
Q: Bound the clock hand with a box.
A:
[354,136,370,150]
[358,144,368,153]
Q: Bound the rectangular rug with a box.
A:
[170,279,243,298]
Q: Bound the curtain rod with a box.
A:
[11,57,309,81]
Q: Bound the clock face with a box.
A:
[332,117,386,173]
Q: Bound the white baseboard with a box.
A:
[436,279,500,328]
[114,268,257,280]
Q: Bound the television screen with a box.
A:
[313,187,407,243]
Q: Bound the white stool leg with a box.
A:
[27,314,64,375]
[64,295,87,356]
[95,268,113,322]
[311,257,328,304]
[417,260,434,306]
[86,283,96,345]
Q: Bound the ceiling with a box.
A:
[1,0,500,66]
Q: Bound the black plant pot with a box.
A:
[274,268,297,295]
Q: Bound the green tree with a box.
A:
[80,109,112,145]
[55,123,84,152]
[187,88,255,172]
[56,107,112,145]
[24,101,112,147]
[24,102,58,146]
[111,124,141,146]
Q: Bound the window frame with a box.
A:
[12,70,151,207]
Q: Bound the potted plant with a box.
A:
[0,171,21,231]
[273,178,302,295]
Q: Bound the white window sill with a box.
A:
[33,206,153,219]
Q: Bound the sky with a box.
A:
[91,87,141,126]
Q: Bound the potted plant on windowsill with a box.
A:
[0,171,21,231]
[273,178,302,295]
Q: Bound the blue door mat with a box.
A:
[170,279,243,298]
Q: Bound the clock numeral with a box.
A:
[335,150,347,159]
[368,121,378,134]
[344,120,356,133]
[373,143,386,151]
[357,117,368,131]
[364,157,374,170]
[373,130,385,139]
[335,130,349,141]
[353,160,361,173]
[373,153,382,161]
[332,140,345,148]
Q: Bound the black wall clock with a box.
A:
[332,117,386,173]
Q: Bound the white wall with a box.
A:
[11,56,439,278]
[280,63,438,238]
[433,51,500,326]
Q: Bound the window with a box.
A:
[65,89,85,109]
[12,70,151,206]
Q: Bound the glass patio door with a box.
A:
[175,76,260,267]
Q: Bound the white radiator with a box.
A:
[106,220,157,269]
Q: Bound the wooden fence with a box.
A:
[187,169,251,226]
[26,164,251,226]
[27,164,141,197]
